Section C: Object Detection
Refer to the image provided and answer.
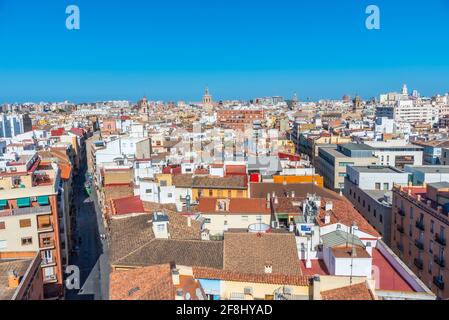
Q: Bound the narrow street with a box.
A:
[65,146,110,300]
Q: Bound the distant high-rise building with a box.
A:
[0,113,32,138]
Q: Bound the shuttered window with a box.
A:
[19,219,32,228]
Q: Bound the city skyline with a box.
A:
[1,0,449,102]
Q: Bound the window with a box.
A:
[0,221,5,230]
[242,216,249,222]
[0,240,6,249]
[204,218,211,224]
[19,219,31,228]
[167,193,173,198]
[145,189,152,194]
[157,224,165,232]
[383,183,389,190]
[410,207,414,219]
[430,240,434,254]
[209,190,213,197]
[160,180,167,187]
[431,220,435,234]
[368,205,371,212]
[375,183,381,190]
[362,200,365,208]
[349,189,352,196]
[374,209,377,217]
[380,215,383,224]
[366,242,372,247]
[21,237,33,246]
[244,287,253,295]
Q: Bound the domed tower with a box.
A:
[202,87,213,107]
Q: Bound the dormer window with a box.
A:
[264,264,273,274]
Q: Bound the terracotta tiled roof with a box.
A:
[316,199,380,237]
[193,175,247,189]
[223,232,302,276]
[172,174,194,188]
[321,282,375,300]
[109,212,222,269]
[198,198,270,215]
[104,184,134,202]
[112,196,145,215]
[193,267,311,286]
[331,246,371,259]
[110,264,175,300]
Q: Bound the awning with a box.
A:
[0,199,7,208]
[37,196,49,206]
[17,197,31,208]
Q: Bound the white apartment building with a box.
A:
[394,100,438,124]
[364,140,423,168]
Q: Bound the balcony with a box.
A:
[39,237,55,250]
[414,239,425,250]
[8,205,52,217]
[414,258,424,270]
[397,225,405,234]
[435,233,446,246]
[433,276,445,291]
[41,258,56,267]
[434,255,446,268]
[397,208,406,217]
[37,224,53,233]
[415,220,425,231]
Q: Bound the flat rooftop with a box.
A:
[407,166,449,174]
[341,143,374,151]
[352,166,406,174]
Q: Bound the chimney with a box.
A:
[291,191,295,198]
[172,269,180,286]
[324,213,331,225]
[417,195,421,201]
[351,246,358,258]
[274,197,279,205]
[187,217,192,227]
[312,276,322,300]
[325,201,333,212]
[8,270,20,288]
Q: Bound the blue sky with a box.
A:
[0,0,449,103]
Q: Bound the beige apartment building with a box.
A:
[316,144,379,191]
[0,158,65,299]
[391,182,448,299]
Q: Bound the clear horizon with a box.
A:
[1,0,449,103]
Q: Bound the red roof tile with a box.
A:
[112,196,145,215]
[198,198,270,215]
